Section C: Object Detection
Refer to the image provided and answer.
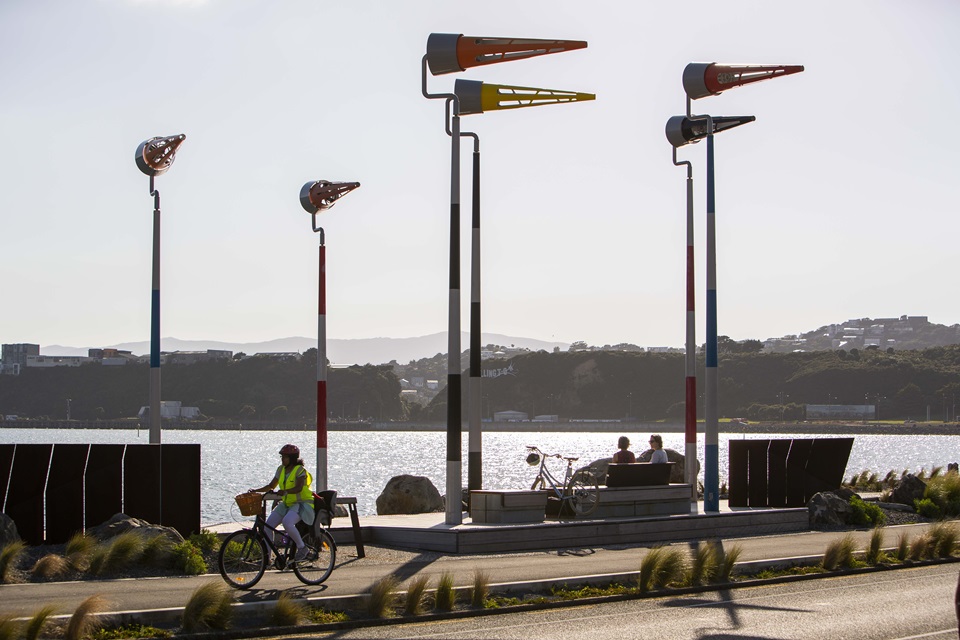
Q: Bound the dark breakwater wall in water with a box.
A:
[3,419,958,435]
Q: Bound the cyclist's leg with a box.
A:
[264,508,284,561]
[281,509,305,551]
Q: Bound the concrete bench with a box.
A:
[592,484,693,517]
[545,484,693,518]
[470,490,548,524]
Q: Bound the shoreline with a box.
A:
[2,419,958,436]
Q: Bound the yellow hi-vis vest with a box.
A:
[277,464,313,507]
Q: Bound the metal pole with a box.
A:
[314,220,328,491]
[468,136,482,495]
[149,177,162,444]
[704,121,719,512]
[422,54,463,525]
[444,102,482,499]
[446,96,463,525]
[673,147,698,513]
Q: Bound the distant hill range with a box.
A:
[36,315,960,364]
[42,333,569,366]
[763,315,960,353]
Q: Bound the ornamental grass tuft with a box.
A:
[687,542,718,586]
[865,527,884,565]
[928,522,958,558]
[0,614,19,640]
[65,595,108,640]
[181,582,234,632]
[366,575,399,618]
[403,575,430,616]
[32,554,72,580]
[715,543,742,583]
[822,534,856,570]
[0,540,26,583]
[65,533,96,571]
[471,570,490,608]
[23,607,54,640]
[638,547,665,593]
[270,593,308,627]
[908,533,933,561]
[434,572,456,611]
[652,547,686,589]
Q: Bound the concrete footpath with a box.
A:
[0,521,948,625]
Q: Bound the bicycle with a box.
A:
[218,491,337,589]
[525,445,600,517]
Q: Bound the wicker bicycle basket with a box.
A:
[235,492,262,517]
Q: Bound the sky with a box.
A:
[1,0,958,352]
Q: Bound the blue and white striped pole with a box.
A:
[704,124,719,512]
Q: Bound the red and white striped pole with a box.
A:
[317,237,328,491]
[300,180,360,493]
[675,147,698,512]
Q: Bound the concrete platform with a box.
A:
[208,499,809,555]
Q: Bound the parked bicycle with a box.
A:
[218,491,337,589]
[525,445,600,517]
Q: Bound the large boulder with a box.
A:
[0,513,20,547]
[808,491,854,527]
[376,475,444,515]
[888,474,926,507]
[636,449,700,484]
[86,513,184,544]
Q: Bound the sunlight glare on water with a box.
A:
[1,428,955,524]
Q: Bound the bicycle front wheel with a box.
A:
[219,530,267,589]
[566,469,600,517]
[293,530,336,586]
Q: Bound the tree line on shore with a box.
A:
[1,344,958,423]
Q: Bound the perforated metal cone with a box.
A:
[135,134,186,177]
[300,180,361,213]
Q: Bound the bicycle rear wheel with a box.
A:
[566,469,600,517]
[293,530,336,585]
[219,530,267,589]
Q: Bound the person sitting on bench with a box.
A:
[612,436,636,463]
[649,434,668,464]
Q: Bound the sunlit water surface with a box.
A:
[2,429,955,524]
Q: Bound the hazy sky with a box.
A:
[2,1,958,351]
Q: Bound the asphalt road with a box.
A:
[291,564,960,640]
[0,523,943,617]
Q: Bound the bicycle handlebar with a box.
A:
[526,445,564,459]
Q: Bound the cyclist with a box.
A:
[248,444,315,562]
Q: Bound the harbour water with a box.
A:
[1,428,956,524]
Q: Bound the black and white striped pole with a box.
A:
[424,33,591,524]
[135,134,185,445]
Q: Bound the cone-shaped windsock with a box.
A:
[454,79,594,115]
[135,134,186,177]
[300,180,361,214]
[427,33,587,76]
[683,63,804,100]
[665,115,756,148]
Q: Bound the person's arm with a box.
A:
[249,478,278,493]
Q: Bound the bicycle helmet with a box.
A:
[279,444,300,458]
[526,452,541,466]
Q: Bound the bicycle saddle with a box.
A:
[563,456,580,462]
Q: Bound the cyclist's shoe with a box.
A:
[294,546,310,562]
